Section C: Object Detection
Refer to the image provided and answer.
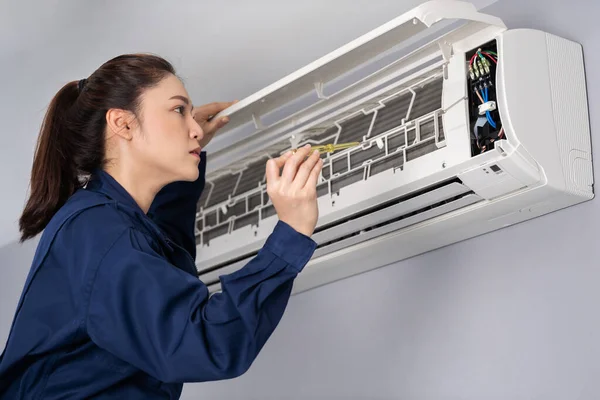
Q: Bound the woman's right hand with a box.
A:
[265,145,323,237]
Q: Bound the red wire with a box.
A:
[469,53,477,65]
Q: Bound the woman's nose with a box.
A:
[190,120,204,140]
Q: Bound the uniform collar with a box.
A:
[86,169,146,215]
[86,169,173,251]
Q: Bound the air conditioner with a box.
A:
[193,0,593,294]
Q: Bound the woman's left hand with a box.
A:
[193,101,237,148]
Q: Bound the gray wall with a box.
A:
[1,0,599,399]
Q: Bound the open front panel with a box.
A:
[204,1,506,174]
[195,68,446,248]
[208,0,505,146]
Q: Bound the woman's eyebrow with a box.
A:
[169,95,189,104]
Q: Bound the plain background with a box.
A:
[1,0,598,399]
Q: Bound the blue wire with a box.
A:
[486,111,497,129]
[483,87,497,128]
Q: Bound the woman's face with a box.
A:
[128,74,204,185]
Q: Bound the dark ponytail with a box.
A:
[19,54,175,242]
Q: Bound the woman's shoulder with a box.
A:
[63,189,132,227]
[48,189,158,253]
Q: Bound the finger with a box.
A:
[265,158,281,185]
[292,149,320,189]
[305,157,324,190]
[282,145,311,182]
[265,151,293,182]
[203,115,230,135]
[196,101,237,120]
[271,151,292,173]
[271,151,293,169]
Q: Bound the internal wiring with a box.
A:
[482,87,497,129]
[470,53,478,65]
[481,52,498,64]
[476,90,484,103]
[469,47,502,154]
[469,49,498,67]
[486,112,497,129]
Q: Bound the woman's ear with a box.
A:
[106,108,136,140]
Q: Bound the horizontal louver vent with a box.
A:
[198,178,483,287]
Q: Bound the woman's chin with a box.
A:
[168,159,200,182]
[182,165,200,182]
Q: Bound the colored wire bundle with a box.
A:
[470,50,497,66]
[481,50,498,64]
[469,48,504,154]
[470,49,499,129]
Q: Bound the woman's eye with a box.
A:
[175,106,185,114]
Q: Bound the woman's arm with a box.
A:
[87,222,316,383]
[87,145,323,383]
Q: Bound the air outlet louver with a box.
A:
[198,178,482,287]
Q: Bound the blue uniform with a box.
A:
[0,154,316,399]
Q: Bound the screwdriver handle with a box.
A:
[292,142,360,155]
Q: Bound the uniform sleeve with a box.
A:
[147,152,207,259]
[86,221,316,383]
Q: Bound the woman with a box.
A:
[0,54,322,399]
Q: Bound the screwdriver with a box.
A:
[292,142,360,155]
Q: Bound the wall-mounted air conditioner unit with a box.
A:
[193,0,593,294]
